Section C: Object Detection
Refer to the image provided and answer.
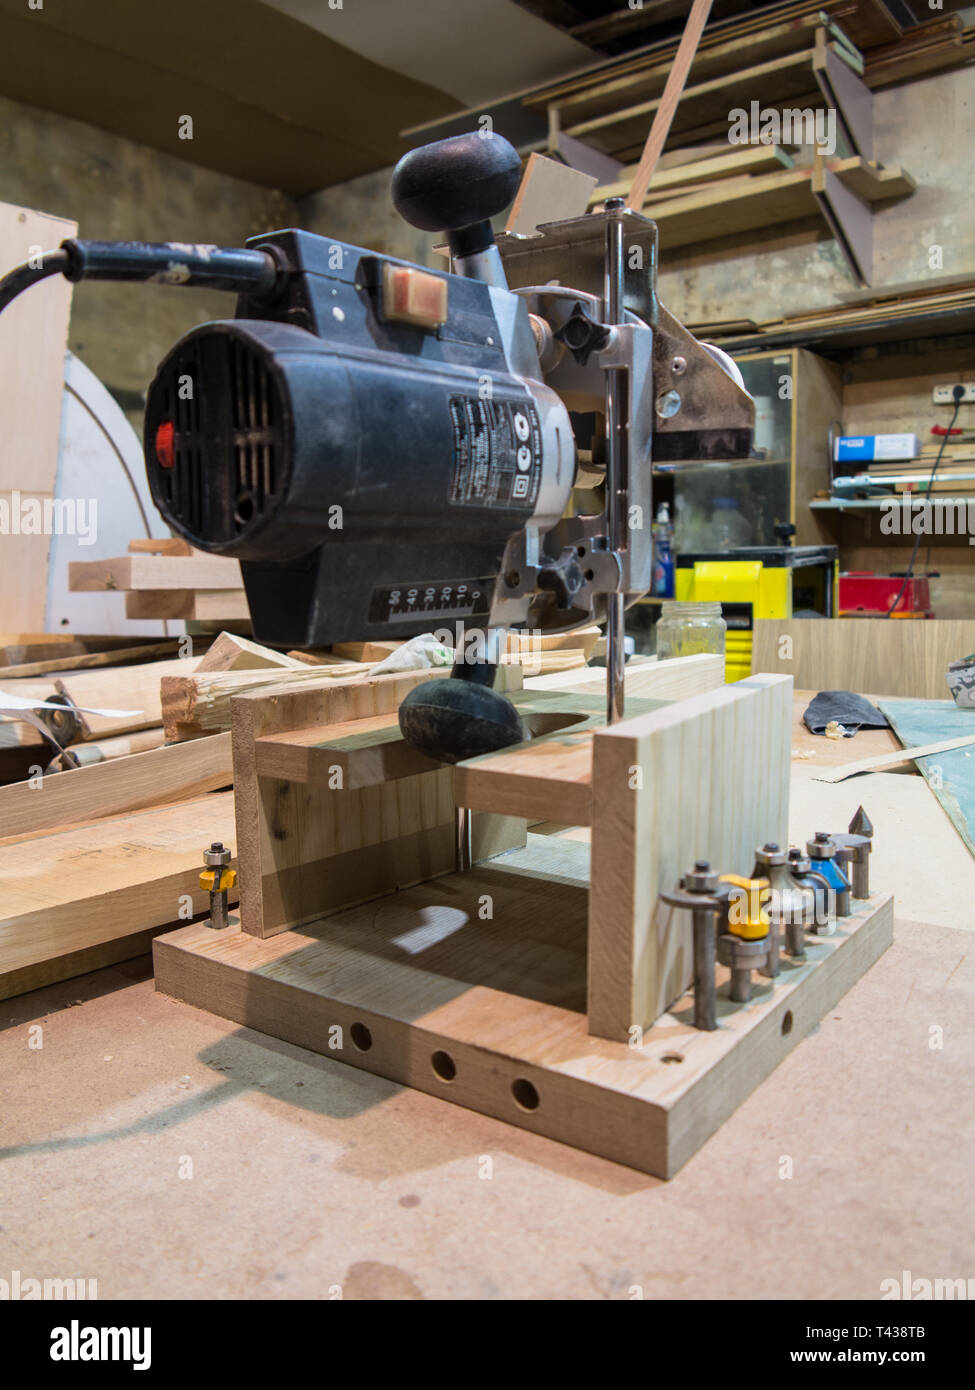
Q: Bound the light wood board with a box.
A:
[0,202,77,630]
[70,553,242,593]
[752,619,975,700]
[0,655,199,748]
[154,871,891,1179]
[0,790,236,997]
[0,731,232,839]
[589,673,793,1038]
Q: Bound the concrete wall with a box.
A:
[0,94,297,426]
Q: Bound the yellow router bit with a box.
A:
[200,841,236,930]
[717,873,770,1002]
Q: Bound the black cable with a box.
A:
[885,389,964,617]
[0,249,71,313]
[0,240,280,319]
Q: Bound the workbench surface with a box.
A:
[2,691,973,1300]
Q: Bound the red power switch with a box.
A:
[155,420,175,469]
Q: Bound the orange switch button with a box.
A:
[382,263,448,330]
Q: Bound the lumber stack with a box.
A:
[592,152,914,253]
[69,538,249,627]
[530,1,971,162]
[709,275,975,352]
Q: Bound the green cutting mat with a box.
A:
[878,698,975,859]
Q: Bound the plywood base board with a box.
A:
[154,869,893,1178]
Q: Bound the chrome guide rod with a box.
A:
[454,625,506,873]
[604,198,627,726]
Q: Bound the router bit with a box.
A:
[200,841,236,930]
[717,874,771,1003]
[805,832,849,929]
[660,861,726,1031]
[751,843,789,977]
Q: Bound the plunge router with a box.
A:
[0,132,754,754]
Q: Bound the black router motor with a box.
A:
[0,131,754,759]
[144,136,576,650]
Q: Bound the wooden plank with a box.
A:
[0,731,232,838]
[196,631,304,673]
[537,11,826,120]
[565,50,815,146]
[813,733,975,784]
[0,655,199,748]
[752,620,975,701]
[588,674,793,1039]
[526,651,725,699]
[593,144,792,204]
[0,925,160,1002]
[0,638,180,680]
[125,589,250,621]
[69,554,242,592]
[162,662,373,741]
[455,734,595,826]
[255,712,441,787]
[627,0,715,211]
[0,790,236,995]
[0,203,77,631]
[154,874,891,1178]
[649,168,817,249]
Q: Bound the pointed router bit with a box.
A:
[831,830,872,900]
[849,805,874,838]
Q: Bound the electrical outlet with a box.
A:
[933,383,975,405]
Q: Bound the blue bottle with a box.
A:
[651,502,674,598]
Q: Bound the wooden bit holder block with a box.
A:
[154,662,893,1176]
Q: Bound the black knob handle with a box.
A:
[392,132,522,234]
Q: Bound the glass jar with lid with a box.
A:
[655,601,726,662]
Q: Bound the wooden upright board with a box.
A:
[588,673,792,1039]
[0,203,77,631]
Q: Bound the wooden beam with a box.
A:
[0,790,236,998]
[125,589,250,621]
[196,631,304,674]
[0,639,180,680]
[526,651,725,699]
[161,663,373,741]
[255,713,440,788]
[628,0,715,211]
[1,656,199,748]
[69,553,242,592]
[0,732,232,839]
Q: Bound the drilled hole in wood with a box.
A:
[661,1052,684,1064]
[431,1050,456,1082]
[781,1010,794,1036]
[511,1078,539,1111]
[350,1022,373,1051]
